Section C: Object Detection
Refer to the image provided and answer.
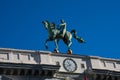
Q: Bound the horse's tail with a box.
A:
[70,29,85,43]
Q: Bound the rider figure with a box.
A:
[50,22,56,29]
[59,19,66,38]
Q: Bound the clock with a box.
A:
[63,58,77,72]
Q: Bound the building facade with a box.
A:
[0,48,120,80]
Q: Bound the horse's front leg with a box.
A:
[54,39,59,53]
[45,38,51,49]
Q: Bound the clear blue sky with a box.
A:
[0,0,120,59]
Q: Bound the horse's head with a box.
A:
[42,20,50,29]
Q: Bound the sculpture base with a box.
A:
[68,49,72,55]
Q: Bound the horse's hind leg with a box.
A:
[67,40,72,50]
[67,40,72,55]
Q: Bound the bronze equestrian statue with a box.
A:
[42,20,85,54]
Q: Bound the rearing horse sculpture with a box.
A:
[42,20,85,54]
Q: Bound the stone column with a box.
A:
[116,76,120,80]
[32,70,35,75]
[111,76,115,80]
[44,70,48,76]
[92,74,97,80]
[107,76,112,80]
[101,75,105,80]
[95,74,103,80]
[17,69,21,75]
[24,69,28,75]
[10,69,14,75]
[3,69,7,74]
[0,75,2,80]
[102,75,106,80]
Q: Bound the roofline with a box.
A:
[0,47,52,53]
[0,48,119,61]
[89,56,120,61]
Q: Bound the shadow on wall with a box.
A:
[31,51,41,64]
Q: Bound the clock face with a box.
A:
[63,58,77,72]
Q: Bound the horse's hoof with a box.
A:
[68,49,72,55]
[54,49,59,54]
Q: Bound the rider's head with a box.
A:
[60,19,65,23]
[51,22,55,28]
